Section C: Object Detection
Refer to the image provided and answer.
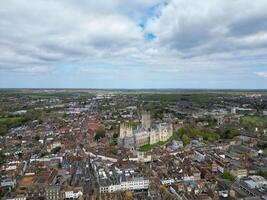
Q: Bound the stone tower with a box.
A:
[118,122,134,149]
[119,123,133,138]
[141,111,151,131]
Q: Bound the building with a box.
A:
[118,111,173,149]
[230,167,247,178]
[6,197,26,200]
[244,176,267,189]
[100,176,149,193]
[61,187,83,199]
[45,185,60,200]
[141,110,151,130]
[1,178,16,188]
[91,155,149,194]
[195,150,206,162]
[170,140,183,150]
[231,107,256,115]
[47,141,62,153]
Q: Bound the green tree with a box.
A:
[94,127,106,141]
[0,151,6,165]
[113,133,119,139]
[181,134,190,145]
[34,135,40,141]
[0,124,7,135]
[51,146,61,154]
[223,128,239,139]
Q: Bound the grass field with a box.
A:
[0,117,22,123]
[139,141,167,152]
[139,136,173,152]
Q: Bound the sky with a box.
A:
[0,0,267,89]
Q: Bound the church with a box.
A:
[117,111,173,150]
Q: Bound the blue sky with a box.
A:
[0,0,267,89]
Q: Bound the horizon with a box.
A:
[1,0,267,88]
[1,88,267,92]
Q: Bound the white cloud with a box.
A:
[255,71,267,78]
[0,0,267,89]
[145,0,267,56]
[0,0,150,73]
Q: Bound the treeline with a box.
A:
[141,93,227,103]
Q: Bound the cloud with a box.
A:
[0,0,151,74]
[145,0,267,56]
[255,71,267,78]
[0,0,267,88]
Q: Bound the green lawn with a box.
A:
[221,172,236,181]
[139,136,173,152]
[0,117,22,123]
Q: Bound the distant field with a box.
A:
[1,88,267,95]
[0,117,25,135]
[0,117,22,123]
[241,116,267,128]
[141,93,222,102]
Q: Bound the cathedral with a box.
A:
[117,111,173,150]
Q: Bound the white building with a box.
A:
[6,197,26,200]
[245,176,267,189]
[100,177,149,193]
[1,178,16,188]
[64,190,83,199]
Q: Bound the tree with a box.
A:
[0,151,6,165]
[51,146,61,154]
[181,134,190,145]
[94,128,106,141]
[113,133,119,139]
[0,188,6,199]
[0,124,7,136]
[125,191,133,200]
[34,135,40,141]
[259,171,267,178]
[17,135,22,140]
[17,152,23,159]
[223,128,239,139]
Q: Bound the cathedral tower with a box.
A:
[141,111,151,131]
[119,123,133,138]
